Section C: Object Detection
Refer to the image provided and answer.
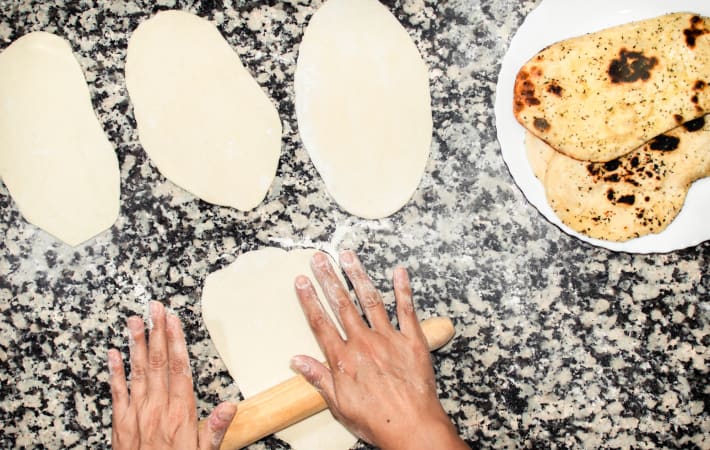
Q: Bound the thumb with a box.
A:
[290,355,336,407]
[198,401,237,450]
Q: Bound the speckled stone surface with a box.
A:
[0,1,708,449]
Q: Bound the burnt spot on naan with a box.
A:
[547,81,563,96]
[603,159,621,171]
[605,188,635,206]
[684,15,708,49]
[690,93,705,113]
[683,116,706,132]
[687,82,707,115]
[674,114,685,124]
[650,134,680,151]
[616,194,636,205]
[585,127,706,191]
[533,117,550,132]
[608,49,658,83]
[584,140,682,193]
[513,70,541,113]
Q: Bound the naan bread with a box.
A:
[514,13,710,162]
[539,116,710,241]
[525,130,555,181]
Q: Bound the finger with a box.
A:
[290,355,336,407]
[310,252,366,335]
[198,402,237,450]
[295,275,345,362]
[166,312,196,411]
[339,250,391,331]
[146,301,169,404]
[393,267,426,344]
[127,315,148,404]
[108,349,129,419]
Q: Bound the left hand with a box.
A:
[108,301,237,450]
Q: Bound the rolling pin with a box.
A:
[204,316,455,450]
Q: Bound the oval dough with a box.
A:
[201,248,356,450]
[125,10,281,210]
[0,32,120,246]
[295,0,432,219]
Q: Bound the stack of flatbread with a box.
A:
[513,12,710,242]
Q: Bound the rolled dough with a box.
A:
[0,32,120,246]
[125,10,281,210]
[294,0,432,219]
[201,248,356,449]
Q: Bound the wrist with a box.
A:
[378,410,467,450]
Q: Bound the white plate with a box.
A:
[494,0,710,253]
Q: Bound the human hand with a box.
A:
[290,251,469,450]
[108,301,237,450]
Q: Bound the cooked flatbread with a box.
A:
[538,116,710,241]
[514,13,710,162]
[525,130,555,181]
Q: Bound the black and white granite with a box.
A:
[1,1,708,448]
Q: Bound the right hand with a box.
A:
[290,251,470,450]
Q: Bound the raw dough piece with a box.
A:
[0,32,120,246]
[201,248,356,450]
[295,0,432,219]
[125,10,281,210]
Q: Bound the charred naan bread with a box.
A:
[514,13,710,162]
[538,116,710,241]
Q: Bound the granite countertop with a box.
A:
[1,1,708,449]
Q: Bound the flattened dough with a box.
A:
[295,0,432,219]
[0,32,120,246]
[201,248,356,450]
[126,10,281,210]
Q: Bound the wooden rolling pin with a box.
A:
[204,316,455,450]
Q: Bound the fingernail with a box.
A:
[107,350,120,374]
[295,275,311,289]
[290,357,310,376]
[210,403,237,446]
[150,301,162,317]
[312,252,329,268]
[166,312,179,331]
[217,402,237,422]
[127,316,142,332]
[395,266,410,282]
[339,250,355,265]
